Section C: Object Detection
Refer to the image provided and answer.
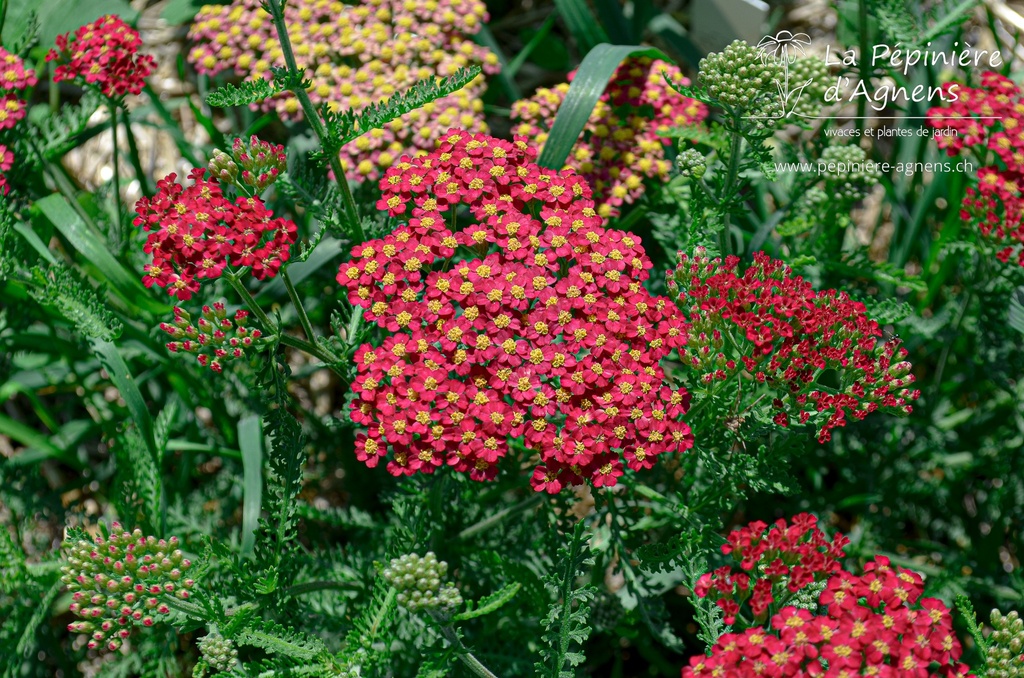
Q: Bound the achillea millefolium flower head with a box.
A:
[338,129,693,492]
[134,168,298,301]
[928,72,1024,267]
[667,248,920,443]
[684,515,976,677]
[46,15,156,98]
[511,56,707,218]
[188,0,499,182]
[0,47,37,195]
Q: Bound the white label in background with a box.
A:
[691,0,771,54]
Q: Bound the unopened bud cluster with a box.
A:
[818,143,880,201]
[207,150,238,185]
[61,522,194,652]
[208,135,286,194]
[988,609,1024,677]
[383,552,462,613]
[676,148,707,179]
[698,40,784,129]
[235,135,286,193]
[159,302,263,373]
[198,632,239,673]
[787,56,832,119]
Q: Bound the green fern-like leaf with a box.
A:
[452,582,521,622]
[0,523,27,595]
[0,199,14,282]
[27,263,123,341]
[338,579,399,673]
[872,0,977,47]
[318,67,481,159]
[110,424,163,534]
[207,79,280,108]
[235,619,331,663]
[535,521,597,678]
[863,297,913,325]
[252,351,309,596]
[25,91,103,165]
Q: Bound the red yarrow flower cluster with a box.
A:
[0,47,37,194]
[928,72,1024,266]
[159,303,264,373]
[338,129,693,491]
[684,517,974,678]
[46,15,156,98]
[666,248,920,443]
[134,168,297,301]
[188,0,499,182]
[695,513,850,625]
[511,57,707,218]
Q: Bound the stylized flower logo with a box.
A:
[756,30,814,118]
[756,30,812,65]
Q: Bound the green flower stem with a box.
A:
[437,623,500,678]
[856,0,870,134]
[282,268,316,343]
[720,129,744,256]
[457,493,546,542]
[263,0,364,243]
[224,269,342,369]
[118,101,152,197]
[108,98,124,243]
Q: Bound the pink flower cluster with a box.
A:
[134,168,297,301]
[511,57,707,218]
[0,47,37,194]
[188,0,499,182]
[159,302,264,373]
[46,15,156,98]
[338,129,693,491]
[666,248,920,443]
[928,72,1024,266]
[696,513,849,624]
[684,516,974,677]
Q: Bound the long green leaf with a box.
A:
[553,0,609,53]
[537,44,672,170]
[238,415,264,559]
[1010,286,1024,336]
[0,413,67,465]
[33,194,171,314]
[92,339,157,459]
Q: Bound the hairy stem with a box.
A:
[263,0,364,243]
[224,268,343,369]
[720,129,744,256]
[437,623,500,678]
[108,98,124,244]
[119,101,152,197]
[282,268,316,342]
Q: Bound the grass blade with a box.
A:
[553,0,609,53]
[238,414,264,559]
[1010,286,1024,336]
[32,194,171,315]
[92,338,157,459]
[537,44,671,170]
